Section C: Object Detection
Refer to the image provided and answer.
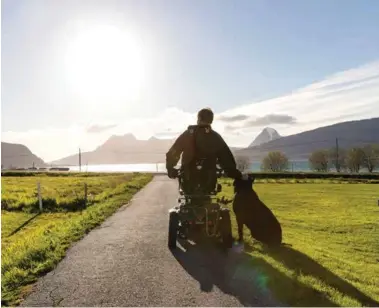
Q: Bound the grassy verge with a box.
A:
[225,177,379,184]
[1,173,139,211]
[219,179,379,306]
[1,173,153,306]
[246,172,379,180]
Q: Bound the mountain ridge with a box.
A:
[52,136,176,165]
[4,117,378,167]
[236,117,379,161]
[1,142,47,169]
[249,127,281,147]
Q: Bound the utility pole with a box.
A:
[79,148,82,172]
[335,137,339,172]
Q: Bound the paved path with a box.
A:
[21,176,281,307]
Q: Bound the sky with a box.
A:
[1,0,379,162]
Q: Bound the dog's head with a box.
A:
[233,174,255,194]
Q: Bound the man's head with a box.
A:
[197,108,214,125]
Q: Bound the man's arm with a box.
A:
[215,134,242,179]
[166,131,188,170]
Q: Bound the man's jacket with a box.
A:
[165,124,242,179]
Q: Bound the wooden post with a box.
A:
[84,183,88,207]
[37,182,43,212]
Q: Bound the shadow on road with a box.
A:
[258,245,379,307]
[170,239,337,307]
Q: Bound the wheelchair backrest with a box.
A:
[179,158,218,195]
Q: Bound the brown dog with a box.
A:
[232,175,282,246]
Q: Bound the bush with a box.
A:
[309,150,329,172]
[362,144,379,173]
[346,147,365,173]
[235,155,250,173]
[261,151,289,172]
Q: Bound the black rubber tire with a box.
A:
[220,209,233,249]
[168,211,179,249]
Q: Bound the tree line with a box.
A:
[236,144,379,173]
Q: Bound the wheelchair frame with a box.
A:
[168,167,233,249]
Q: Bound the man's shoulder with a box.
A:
[210,129,222,138]
[186,125,197,134]
[207,128,224,141]
[184,125,225,142]
[186,124,218,134]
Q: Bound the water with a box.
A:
[66,160,313,173]
[67,163,167,173]
[250,161,310,172]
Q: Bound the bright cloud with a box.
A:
[2,61,379,162]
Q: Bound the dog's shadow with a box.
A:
[170,239,337,307]
[257,245,379,307]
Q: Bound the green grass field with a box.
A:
[1,173,144,212]
[2,174,378,306]
[219,179,379,307]
[1,173,153,306]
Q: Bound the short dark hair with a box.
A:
[197,108,214,124]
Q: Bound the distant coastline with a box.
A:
[3,159,379,173]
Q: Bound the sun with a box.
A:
[65,25,145,102]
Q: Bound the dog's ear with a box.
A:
[243,174,254,190]
[249,174,256,183]
[233,177,253,193]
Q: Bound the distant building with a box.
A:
[49,167,70,171]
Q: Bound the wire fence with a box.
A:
[1,181,90,213]
[1,173,137,212]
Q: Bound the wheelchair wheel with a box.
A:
[168,211,179,249]
[220,209,233,249]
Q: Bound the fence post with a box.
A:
[37,182,43,212]
[84,183,88,207]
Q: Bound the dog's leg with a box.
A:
[236,214,244,243]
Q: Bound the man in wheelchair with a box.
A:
[166,108,243,249]
[166,108,242,184]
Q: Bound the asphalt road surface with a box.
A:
[21,175,282,307]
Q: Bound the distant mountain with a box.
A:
[249,127,281,147]
[230,147,243,152]
[52,134,176,165]
[237,117,379,161]
[1,142,46,169]
[54,118,379,166]
[52,133,244,166]
[95,133,138,152]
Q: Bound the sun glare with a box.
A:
[65,25,145,102]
